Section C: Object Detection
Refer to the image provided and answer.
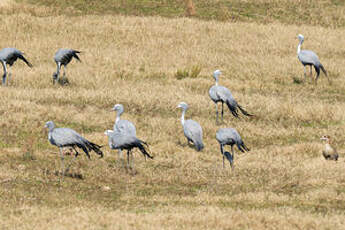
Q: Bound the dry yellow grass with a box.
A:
[1,2,345,229]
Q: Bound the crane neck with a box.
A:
[180,110,186,126]
[115,112,122,123]
[215,78,219,86]
[297,40,303,55]
[56,62,60,75]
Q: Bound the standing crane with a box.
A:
[297,34,329,84]
[44,121,103,175]
[177,102,204,151]
[209,70,252,123]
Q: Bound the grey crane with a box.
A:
[209,70,252,123]
[44,121,103,174]
[177,102,204,151]
[52,49,81,85]
[0,48,32,85]
[104,130,153,169]
[297,34,329,84]
[216,128,249,169]
[111,104,137,159]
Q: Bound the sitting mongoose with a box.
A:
[320,135,339,161]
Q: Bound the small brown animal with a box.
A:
[320,135,339,161]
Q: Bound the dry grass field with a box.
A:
[1,0,345,229]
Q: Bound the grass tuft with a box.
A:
[175,65,202,80]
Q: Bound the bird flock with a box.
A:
[0,34,334,176]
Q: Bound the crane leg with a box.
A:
[303,66,307,82]
[131,151,134,169]
[127,150,131,169]
[65,147,79,173]
[118,149,123,159]
[118,149,126,167]
[220,144,225,169]
[309,65,313,80]
[215,103,219,124]
[63,65,66,78]
[2,62,7,85]
[223,155,225,169]
[221,102,224,122]
[230,145,235,170]
[2,73,6,85]
[53,73,58,85]
[59,147,65,176]
[7,68,11,85]
[54,62,61,84]
[314,66,322,84]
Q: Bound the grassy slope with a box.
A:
[1,1,345,229]
[16,0,345,28]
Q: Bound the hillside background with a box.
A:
[1,0,345,229]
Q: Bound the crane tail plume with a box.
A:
[241,142,250,152]
[237,104,253,117]
[141,140,149,147]
[237,141,250,152]
[226,101,239,118]
[72,51,82,62]
[19,54,33,68]
[320,64,327,76]
[87,141,103,158]
[137,141,154,159]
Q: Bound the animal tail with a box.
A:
[237,104,253,117]
[87,141,103,158]
[320,64,327,76]
[72,50,82,62]
[18,54,33,67]
[194,139,204,152]
[140,140,149,147]
[237,141,250,153]
[137,140,154,159]
[225,100,239,118]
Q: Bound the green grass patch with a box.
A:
[17,0,345,27]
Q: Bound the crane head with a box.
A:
[213,70,221,79]
[44,121,55,130]
[298,34,304,42]
[111,104,124,113]
[177,102,188,110]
